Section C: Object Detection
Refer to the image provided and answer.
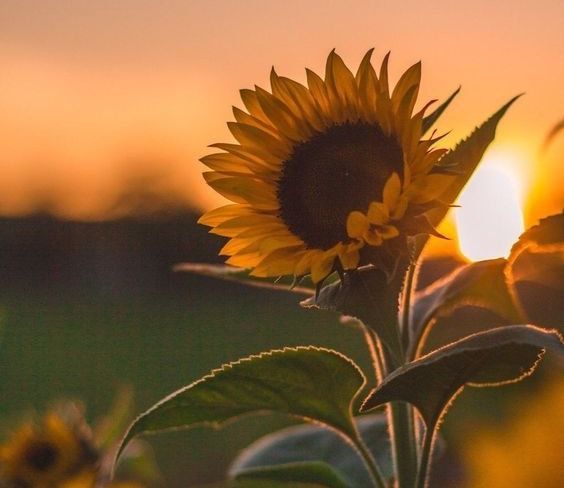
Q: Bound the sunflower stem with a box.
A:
[415,424,436,488]
[388,400,418,488]
[387,260,419,488]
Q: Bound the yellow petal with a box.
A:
[379,52,391,99]
[306,68,331,119]
[326,50,358,120]
[200,153,253,174]
[198,204,253,227]
[232,106,277,137]
[391,61,421,115]
[393,85,419,135]
[204,174,279,210]
[406,174,453,204]
[240,88,271,124]
[411,148,448,177]
[270,71,323,133]
[227,122,290,160]
[220,237,260,256]
[383,172,401,209]
[364,230,383,246]
[367,202,389,225]
[212,214,279,237]
[391,196,409,220]
[338,243,361,270]
[255,86,304,141]
[251,246,304,277]
[380,225,400,239]
[226,252,263,268]
[209,143,281,171]
[294,251,318,276]
[356,49,381,122]
[259,235,304,254]
[311,250,337,283]
[347,211,370,238]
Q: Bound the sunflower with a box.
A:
[0,413,97,487]
[199,50,452,283]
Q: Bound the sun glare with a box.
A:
[455,151,525,262]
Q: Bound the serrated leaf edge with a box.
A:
[361,325,563,414]
[114,346,365,473]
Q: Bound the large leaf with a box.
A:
[411,258,524,355]
[508,212,564,329]
[301,267,403,361]
[362,325,563,427]
[115,347,365,464]
[233,462,348,488]
[421,86,461,135]
[230,414,392,487]
[174,262,314,295]
[415,96,521,255]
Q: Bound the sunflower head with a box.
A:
[200,50,452,283]
[0,412,98,487]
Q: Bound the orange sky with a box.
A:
[0,0,563,221]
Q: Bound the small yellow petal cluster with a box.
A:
[346,172,404,247]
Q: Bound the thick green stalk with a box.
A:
[415,426,436,488]
[388,261,419,487]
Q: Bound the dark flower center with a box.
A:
[277,122,404,249]
[25,441,59,472]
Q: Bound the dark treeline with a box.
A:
[0,212,223,297]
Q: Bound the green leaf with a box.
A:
[508,211,564,280]
[234,462,349,488]
[301,268,403,361]
[410,258,524,356]
[230,414,392,487]
[362,325,563,427]
[115,347,365,465]
[421,86,461,135]
[173,262,314,295]
[415,95,521,255]
[508,211,564,329]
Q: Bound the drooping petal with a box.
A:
[367,202,389,225]
[311,249,337,283]
[347,211,370,238]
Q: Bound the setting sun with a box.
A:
[455,151,525,261]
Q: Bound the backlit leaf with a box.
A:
[508,211,564,329]
[230,414,392,487]
[116,347,365,465]
[411,258,524,355]
[234,462,348,488]
[416,95,521,255]
[362,325,563,427]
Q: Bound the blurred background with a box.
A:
[0,1,562,486]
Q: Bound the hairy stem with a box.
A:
[364,327,387,383]
[415,425,436,488]
[390,261,419,487]
[400,259,418,350]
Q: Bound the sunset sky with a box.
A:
[1,0,562,228]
